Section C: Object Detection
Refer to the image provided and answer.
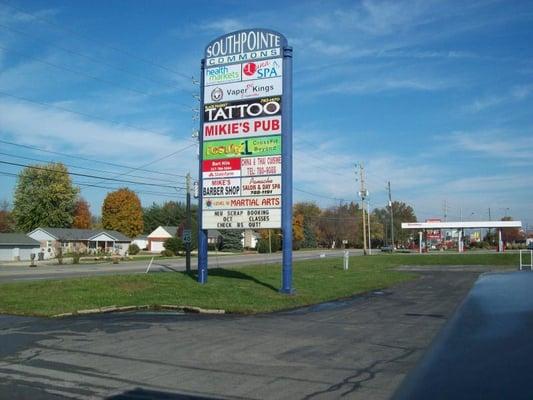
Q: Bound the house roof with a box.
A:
[0,233,40,246]
[31,228,131,242]
[161,226,179,235]
[133,235,148,240]
[207,229,221,238]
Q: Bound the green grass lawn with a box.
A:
[0,253,520,317]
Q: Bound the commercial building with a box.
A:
[402,220,522,252]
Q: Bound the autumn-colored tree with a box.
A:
[501,216,524,243]
[294,202,321,248]
[72,198,92,229]
[0,200,14,233]
[101,188,143,238]
[292,213,305,249]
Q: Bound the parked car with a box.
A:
[381,245,395,253]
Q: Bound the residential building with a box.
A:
[27,227,131,258]
[242,229,259,249]
[0,233,40,262]
[147,226,178,253]
[132,235,149,251]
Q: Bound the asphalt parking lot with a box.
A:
[0,269,481,399]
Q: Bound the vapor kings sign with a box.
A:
[199,29,288,231]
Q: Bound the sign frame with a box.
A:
[197,28,293,294]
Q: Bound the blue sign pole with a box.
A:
[197,58,208,284]
[280,45,293,294]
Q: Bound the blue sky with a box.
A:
[0,0,532,227]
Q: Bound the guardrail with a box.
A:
[519,250,533,271]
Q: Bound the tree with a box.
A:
[373,201,417,246]
[143,201,188,234]
[12,163,78,232]
[294,202,321,248]
[501,216,523,243]
[292,213,305,249]
[72,198,92,229]
[102,188,143,238]
[219,230,243,252]
[316,202,362,248]
[258,229,281,252]
[164,237,184,255]
[0,200,14,233]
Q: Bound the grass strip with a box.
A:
[0,253,519,317]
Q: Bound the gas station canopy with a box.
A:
[402,221,522,230]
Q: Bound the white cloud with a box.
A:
[446,130,533,163]
[200,18,246,35]
[317,76,450,95]
[464,84,533,113]
[0,99,196,169]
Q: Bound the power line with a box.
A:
[0,170,183,199]
[0,91,194,147]
[0,160,186,189]
[294,187,350,203]
[0,44,192,109]
[80,142,196,189]
[0,138,188,178]
[0,151,177,184]
[0,0,192,80]
[0,22,189,91]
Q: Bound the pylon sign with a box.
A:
[200,29,289,231]
[197,28,293,292]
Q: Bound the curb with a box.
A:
[51,304,225,318]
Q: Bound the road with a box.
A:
[0,249,361,283]
[0,268,480,399]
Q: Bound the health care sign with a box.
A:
[198,28,293,292]
[199,29,290,231]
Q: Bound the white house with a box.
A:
[147,226,178,253]
[28,227,132,258]
[0,233,40,262]
[241,230,259,249]
[131,235,149,251]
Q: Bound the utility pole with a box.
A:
[356,163,368,255]
[185,172,191,274]
[443,200,448,222]
[367,200,371,255]
[387,181,394,248]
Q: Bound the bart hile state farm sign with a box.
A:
[201,29,286,230]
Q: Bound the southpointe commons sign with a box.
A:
[197,29,293,293]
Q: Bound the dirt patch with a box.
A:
[116,282,152,293]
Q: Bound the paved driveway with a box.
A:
[0,269,481,399]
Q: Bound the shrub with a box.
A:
[128,243,140,255]
[161,249,174,257]
[72,252,81,264]
[164,237,184,256]
[257,238,271,253]
[208,243,217,251]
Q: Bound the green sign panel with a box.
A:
[203,136,281,160]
